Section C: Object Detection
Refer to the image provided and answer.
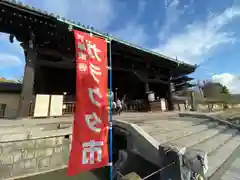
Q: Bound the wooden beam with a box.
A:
[175,82,188,87]
[147,79,168,84]
[20,44,180,78]
[113,51,174,71]
[167,73,174,111]
[37,59,75,69]
[37,60,170,85]
[21,43,74,62]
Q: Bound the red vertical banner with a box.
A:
[67,30,109,176]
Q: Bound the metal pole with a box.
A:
[108,40,113,180]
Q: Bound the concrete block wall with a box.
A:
[0,93,20,118]
[0,126,72,180]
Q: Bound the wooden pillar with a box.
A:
[145,64,151,111]
[167,74,174,111]
[145,63,150,94]
[18,33,36,118]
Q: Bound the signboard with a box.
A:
[67,30,109,175]
[160,98,166,111]
[49,95,63,116]
[33,94,50,117]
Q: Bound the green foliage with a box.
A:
[202,82,231,103]
[0,77,17,83]
[221,85,230,94]
[0,77,23,84]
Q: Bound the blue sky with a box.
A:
[1,0,240,93]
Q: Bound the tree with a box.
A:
[222,85,230,94]
[0,77,15,83]
[202,82,231,103]
[0,77,22,83]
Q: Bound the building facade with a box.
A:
[0,0,197,119]
[0,82,21,118]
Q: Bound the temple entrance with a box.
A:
[34,66,149,111]
[0,1,196,118]
[33,64,172,113]
[112,69,145,101]
[34,66,146,98]
[149,83,168,100]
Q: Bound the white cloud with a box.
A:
[153,6,240,65]
[0,33,24,55]
[212,73,240,94]
[113,24,147,46]
[159,0,195,40]
[0,33,24,69]
[111,0,147,46]
[0,54,22,68]
[21,0,146,44]
[159,0,182,39]
[6,0,240,71]
[1,0,148,79]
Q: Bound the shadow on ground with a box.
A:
[17,167,109,180]
[17,153,160,180]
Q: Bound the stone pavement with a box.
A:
[0,112,179,125]
[112,112,240,179]
[210,146,240,180]
[0,112,239,179]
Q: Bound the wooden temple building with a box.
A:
[0,0,197,118]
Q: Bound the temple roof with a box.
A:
[0,82,21,93]
[0,0,197,75]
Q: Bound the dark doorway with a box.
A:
[112,70,145,101]
[34,66,146,102]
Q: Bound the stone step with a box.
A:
[166,117,212,125]
[114,113,178,120]
[167,117,210,122]
[140,119,210,133]
[148,119,214,135]
[169,117,210,122]
[163,118,210,125]
[118,116,208,124]
[192,129,238,154]
[141,116,211,126]
[152,122,219,144]
[164,125,227,148]
[206,135,240,177]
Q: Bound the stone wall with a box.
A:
[0,124,72,180]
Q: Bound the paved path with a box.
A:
[2,112,239,179]
[0,112,179,126]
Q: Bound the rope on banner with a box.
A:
[83,30,113,178]
[107,38,113,180]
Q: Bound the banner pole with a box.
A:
[108,39,113,180]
